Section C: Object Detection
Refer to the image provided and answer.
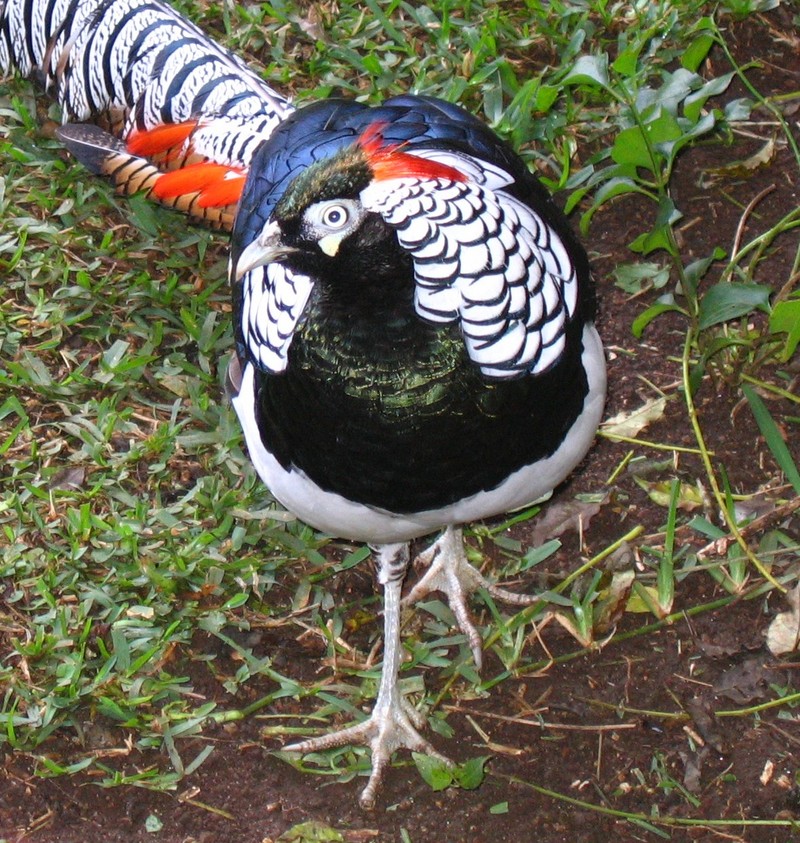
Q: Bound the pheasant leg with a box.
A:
[284,542,450,809]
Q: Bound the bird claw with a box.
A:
[284,694,450,809]
[403,526,537,670]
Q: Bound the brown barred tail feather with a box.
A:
[56,122,238,229]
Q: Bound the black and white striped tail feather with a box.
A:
[1,0,296,225]
[0,0,292,153]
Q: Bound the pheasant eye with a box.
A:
[322,204,348,227]
[303,199,362,239]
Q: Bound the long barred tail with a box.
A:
[0,0,294,227]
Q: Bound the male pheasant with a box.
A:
[1,0,606,807]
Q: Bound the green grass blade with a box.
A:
[742,384,800,494]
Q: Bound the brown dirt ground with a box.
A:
[2,7,800,843]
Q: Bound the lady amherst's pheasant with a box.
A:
[1,0,606,807]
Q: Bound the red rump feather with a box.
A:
[359,123,466,183]
[126,121,244,208]
[127,120,199,157]
[152,162,246,207]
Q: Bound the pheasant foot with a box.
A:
[284,689,450,809]
[403,525,537,670]
[283,542,449,808]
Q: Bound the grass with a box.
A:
[1,0,800,834]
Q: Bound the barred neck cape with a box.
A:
[229,96,606,545]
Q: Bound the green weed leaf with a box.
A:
[681,33,715,72]
[697,283,771,330]
[413,752,453,791]
[628,196,682,256]
[454,755,489,790]
[614,262,671,294]
[742,385,800,494]
[275,822,345,842]
[563,54,610,89]
[769,298,800,360]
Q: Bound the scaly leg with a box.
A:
[402,525,536,670]
[283,542,450,809]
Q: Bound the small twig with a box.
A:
[443,705,637,732]
[731,184,776,258]
[764,721,800,749]
[697,495,800,561]
[177,788,236,820]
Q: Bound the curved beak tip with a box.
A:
[234,224,299,280]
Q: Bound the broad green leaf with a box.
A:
[127,192,162,237]
[613,262,671,294]
[579,175,645,233]
[563,54,610,89]
[684,72,733,121]
[769,298,800,360]
[627,196,681,257]
[535,84,559,113]
[276,822,345,843]
[681,33,715,72]
[632,302,686,337]
[682,248,726,298]
[628,226,677,257]
[612,45,641,77]
[725,97,753,121]
[101,339,130,370]
[612,124,657,170]
[221,592,249,610]
[413,752,453,792]
[454,755,489,790]
[697,283,771,330]
[634,68,697,117]
[145,814,163,833]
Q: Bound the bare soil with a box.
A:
[2,8,799,843]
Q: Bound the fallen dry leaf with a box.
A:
[528,498,603,546]
[601,396,667,439]
[47,466,86,491]
[767,584,800,656]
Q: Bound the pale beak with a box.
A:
[234,221,299,280]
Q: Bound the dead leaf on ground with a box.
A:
[634,477,704,510]
[767,584,800,657]
[704,137,776,181]
[685,697,724,753]
[594,570,635,632]
[528,498,603,547]
[715,656,780,705]
[680,746,708,793]
[601,396,667,439]
[696,636,747,659]
[47,466,86,491]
